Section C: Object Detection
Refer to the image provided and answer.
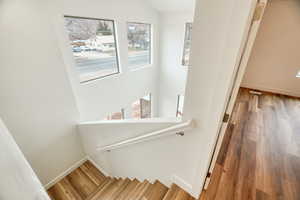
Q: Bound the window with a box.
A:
[64,16,119,83]
[127,22,151,68]
[105,109,124,120]
[297,71,300,78]
[176,95,185,117]
[132,94,152,119]
[182,23,192,66]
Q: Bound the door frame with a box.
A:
[203,0,268,190]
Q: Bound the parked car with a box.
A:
[86,46,96,51]
[72,46,82,52]
[80,46,90,51]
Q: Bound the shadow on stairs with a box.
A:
[47,160,195,200]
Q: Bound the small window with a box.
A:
[127,22,151,68]
[64,16,119,83]
[182,23,192,66]
[297,71,300,78]
[132,94,152,119]
[105,109,124,120]
[176,95,185,117]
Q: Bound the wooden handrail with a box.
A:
[97,119,195,152]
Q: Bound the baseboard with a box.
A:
[171,175,194,197]
[87,156,110,177]
[44,156,88,189]
[241,84,300,98]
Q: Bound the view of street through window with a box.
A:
[65,17,152,82]
[127,22,151,68]
[65,16,119,82]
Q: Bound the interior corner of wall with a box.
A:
[240,83,300,98]
[171,174,194,197]
[87,153,112,177]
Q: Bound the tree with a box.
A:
[97,21,112,35]
[65,17,113,41]
[127,24,150,50]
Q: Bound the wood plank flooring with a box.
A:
[47,160,194,200]
[200,88,300,200]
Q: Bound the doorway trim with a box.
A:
[202,0,268,190]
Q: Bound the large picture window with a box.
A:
[127,22,151,68]
[64,16,119,83]
[182,23,192,66]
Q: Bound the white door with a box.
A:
[203,0,268,189]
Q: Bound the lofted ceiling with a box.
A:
[145,0,196,13]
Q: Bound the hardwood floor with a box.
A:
[47,160,195,200]
[200,88,300,200]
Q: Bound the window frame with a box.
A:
[182,22,193,66]
[64,15,121,83]
[176,95,184,117]
[126,22,152,69]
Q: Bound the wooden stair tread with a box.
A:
[117,179,141,200]
[66,168,98,199]
[163,184,195,200]
[122,180,144,200]
[129,180,151,200]
[186,196,196,200]
[138,182,153,200]
[173,187,192,200]
[139,182,152,199]
[142,180,168,200]
[48,178,83,200]
[84,161,106,182]
[110,178,131,200]
[79,161,105,186]
[86,178,112,200]
[47,161,195,200]
[93,178,124,200]
[162,184,181,200]
[47,190,56,200]
[87,178,117,200]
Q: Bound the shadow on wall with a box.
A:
[242,0,300,97]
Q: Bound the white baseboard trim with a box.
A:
[87,156,110,177]
[241,84,300,98]
[44,156,88,190]
[171,175,194,197]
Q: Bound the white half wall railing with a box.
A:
[96,119,196,152]
[78,117,197,181]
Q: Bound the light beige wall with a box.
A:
[0,0,85,185]
[242,0,300,97]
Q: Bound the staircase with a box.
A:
[47,161,195,200]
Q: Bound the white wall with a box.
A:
[54,0,160,121]
[78,0,256,197]
[0,0,85,185]
[158,12,193,117]
[183,0,256,196]
[242,0,300,97]
[0,0,256,196]
[0,117,50,200]
[0,0,161,186]
[78,118,182,175]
